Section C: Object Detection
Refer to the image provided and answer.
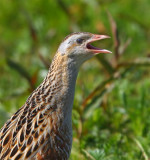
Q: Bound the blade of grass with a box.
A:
[81,67,133,112]
[82,149,96,160]
[7,59,35,90]
[133,138,148,160]
[107,11,120,63]
[96,55,115,75]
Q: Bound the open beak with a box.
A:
[86,34,112,54]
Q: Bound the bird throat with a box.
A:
[40,53,79,123]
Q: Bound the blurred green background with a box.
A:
[0,0,150,159]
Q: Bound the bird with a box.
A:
[0,32,111,160]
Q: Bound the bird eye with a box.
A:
[76,38,84,44]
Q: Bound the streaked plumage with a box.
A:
[0,32,111,160]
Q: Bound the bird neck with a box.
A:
[42,53,79,118]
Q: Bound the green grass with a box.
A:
[0,0,150,159]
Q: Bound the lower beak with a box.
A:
[86,34,112,54]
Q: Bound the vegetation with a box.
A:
[0,0,150,159]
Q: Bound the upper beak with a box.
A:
[86,34,112,54]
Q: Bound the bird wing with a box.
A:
[0,101,54,160]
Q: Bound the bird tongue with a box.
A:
[87,34,112,54]
[87,43,101,50]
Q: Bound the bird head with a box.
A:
[57,32,111,67]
